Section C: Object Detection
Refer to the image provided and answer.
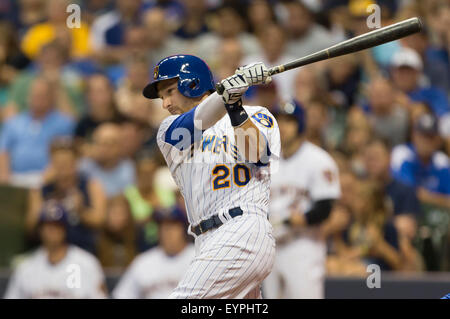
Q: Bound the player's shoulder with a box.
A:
[157,115,180,142]
[67,245,102,269]
[158,115,179,134]
[12,248,45,275]
[130,247,166,269]
[302,142,336,165]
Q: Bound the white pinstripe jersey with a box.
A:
[157,105,280,226]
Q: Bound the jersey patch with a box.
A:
[323,170,335,183]
[252,112,274,128]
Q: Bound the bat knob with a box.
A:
[215,83,225,95]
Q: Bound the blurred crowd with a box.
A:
[0,0,449,291]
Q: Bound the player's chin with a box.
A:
[168,107,181,115]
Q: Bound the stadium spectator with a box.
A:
[112,206,194,299]
[282,0,337,58]
[120,121,157,159]
[361,76,409,146]
[3,40,84,120]
[15,0,47,31]
[120,120,157,159]
[401,28,450,94]
[213,38,243,81]
[103,25,149,83]
[0,77,74,188]
[174,0,209,40]
[293,66,333,107]
[97,195,138,269]
[90,0,142,53]
[389,47,450,119]
[364,138,424,271]
[74,73,123,156]
[5,202,107,299]
[322,0,351,44]
[320,169,353,240]
[141,0,185,30]
[20,0,91,60]
[327,181,402,275]
[26,138,106,254]
[391,113,450,210]
[143,8,186,66]
[0,22,24,113]
[323,54,362,109]
[196,3,262,66]
[246,0,277,35]
[115,54,153,122]
[0,21,30,76]
[78,123,136,198]
[124,154,175,250]
[426,0,450,67]
[340,108,372,177]
[82,0,115,25]
[244,23,297,101]
[304,100,329,148]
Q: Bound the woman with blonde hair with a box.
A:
[327,180,402,275]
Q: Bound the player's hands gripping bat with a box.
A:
[216,17,422,94]
[235,62,272,86]
[219,73,249,104]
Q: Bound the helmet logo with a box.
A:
[153,65,159,80]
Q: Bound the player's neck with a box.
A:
[282,136,305,159]
[46,244,69,265]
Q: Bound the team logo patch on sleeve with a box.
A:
[251,112,274,128]
[323,170,334,183]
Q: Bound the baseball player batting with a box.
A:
[141,18,421,299]
[142,55,280,299]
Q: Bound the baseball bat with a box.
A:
[215,17,422,94]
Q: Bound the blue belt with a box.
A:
[191,207,243,236]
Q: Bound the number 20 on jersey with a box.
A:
[212,164,251,190]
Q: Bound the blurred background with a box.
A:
[0,0,449,298]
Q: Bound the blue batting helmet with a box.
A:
[143,54,215,99]
[273,99,306,134]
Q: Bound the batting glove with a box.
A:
[220,73,249,104]
[235,62,272,86]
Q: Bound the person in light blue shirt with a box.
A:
[78,123,136,198]
[0,77,74,188]
[391,113,450,210]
